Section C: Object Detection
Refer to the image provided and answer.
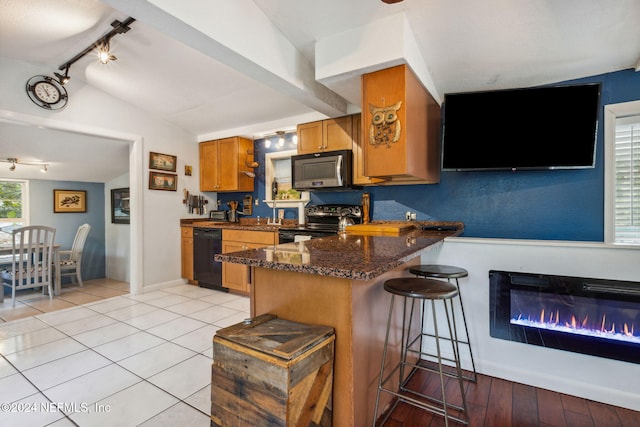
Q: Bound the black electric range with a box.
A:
[278,204,362,243]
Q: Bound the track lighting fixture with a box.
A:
[2,157,49,173]
[262,130,296,148]
[55,17,135,82]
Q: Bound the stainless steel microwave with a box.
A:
[291,150,354,190]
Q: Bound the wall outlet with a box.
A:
[405,211,412,221]
[411,212,417,220]
[254,199,259,206]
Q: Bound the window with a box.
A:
[604,101,640,245]
[0,179,28,245]
[264,149,297,201]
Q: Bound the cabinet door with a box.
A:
[217,137,239,191]
[323,116,353,151]
[222,241,248,292]
[297,121,323,154]
[363,65,407,177]
[352,114,385,185]
[200,141,219,191]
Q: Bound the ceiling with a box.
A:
[0,0,639,182]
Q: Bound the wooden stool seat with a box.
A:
[384,277,458,300]
[409,264,468,279]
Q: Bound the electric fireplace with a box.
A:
[489,270,640,364]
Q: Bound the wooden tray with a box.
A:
[344,222,416,235]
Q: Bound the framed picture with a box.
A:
[53,189,87,213]
[111,188,130,224]
[149,171,177,191]
[149,152,177,172]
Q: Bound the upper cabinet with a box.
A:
[297,116,353,155]
[352,114,385,186]
[200,136,254,192]
[362,64,441,184]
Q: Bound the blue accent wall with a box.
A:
[220,69,640,241]
[29,180,106,282]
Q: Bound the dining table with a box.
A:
[0,243,61,303]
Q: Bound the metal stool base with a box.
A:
[373,280,469,427]
[409,264,478,383]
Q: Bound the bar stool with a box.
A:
[373,277,468,426]
[409,264,477,383]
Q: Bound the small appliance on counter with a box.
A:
[209,210,228,222]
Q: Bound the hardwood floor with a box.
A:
[378,363,639,427]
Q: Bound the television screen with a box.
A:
[441,83,600,171]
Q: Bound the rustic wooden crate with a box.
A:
[211,314,335,426]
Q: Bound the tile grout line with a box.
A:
[1,283,249,425]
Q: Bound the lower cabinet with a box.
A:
[222,229,276,293]
[181,226,195,283]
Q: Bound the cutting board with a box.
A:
[344,222,415,235]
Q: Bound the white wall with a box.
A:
[0,57,209,292]
[105,173,130,282]
[422,237,640,411]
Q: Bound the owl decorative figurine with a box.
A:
[369,101,402,147]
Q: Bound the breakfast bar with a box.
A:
[215,223,462,426]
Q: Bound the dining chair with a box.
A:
[1,225,56,307]
[57,223,91,287]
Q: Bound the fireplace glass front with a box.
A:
[489,270,640,364]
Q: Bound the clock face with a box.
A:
[34,81,60,103]
[26,75,68,110]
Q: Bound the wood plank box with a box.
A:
[211,314,335,426]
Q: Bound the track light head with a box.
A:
[97,42,117,64]
[54,65,70,85]
[54,72,70,84]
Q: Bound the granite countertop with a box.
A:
[214,222,463,281]
[180,218,296,232]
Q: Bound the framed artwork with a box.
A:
[149,171,177,191]
[53,189,87,213]
[111,188,130,224]
[149,152,177,172]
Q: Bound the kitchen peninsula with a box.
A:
[215,222,463,426]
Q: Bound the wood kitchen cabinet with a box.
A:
[222,229,276,294]
[296,115,353,154]
[200,136,254,192]
[352,113,385,185]
[362,64,441,183]
[181,226,195,283]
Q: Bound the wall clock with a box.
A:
[26,75,68,110]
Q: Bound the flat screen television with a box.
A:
[441,83,601,171]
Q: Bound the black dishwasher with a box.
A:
[193,228,226,291]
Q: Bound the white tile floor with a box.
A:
[0,284,250,426]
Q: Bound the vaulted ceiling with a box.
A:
[1,0,638,181]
